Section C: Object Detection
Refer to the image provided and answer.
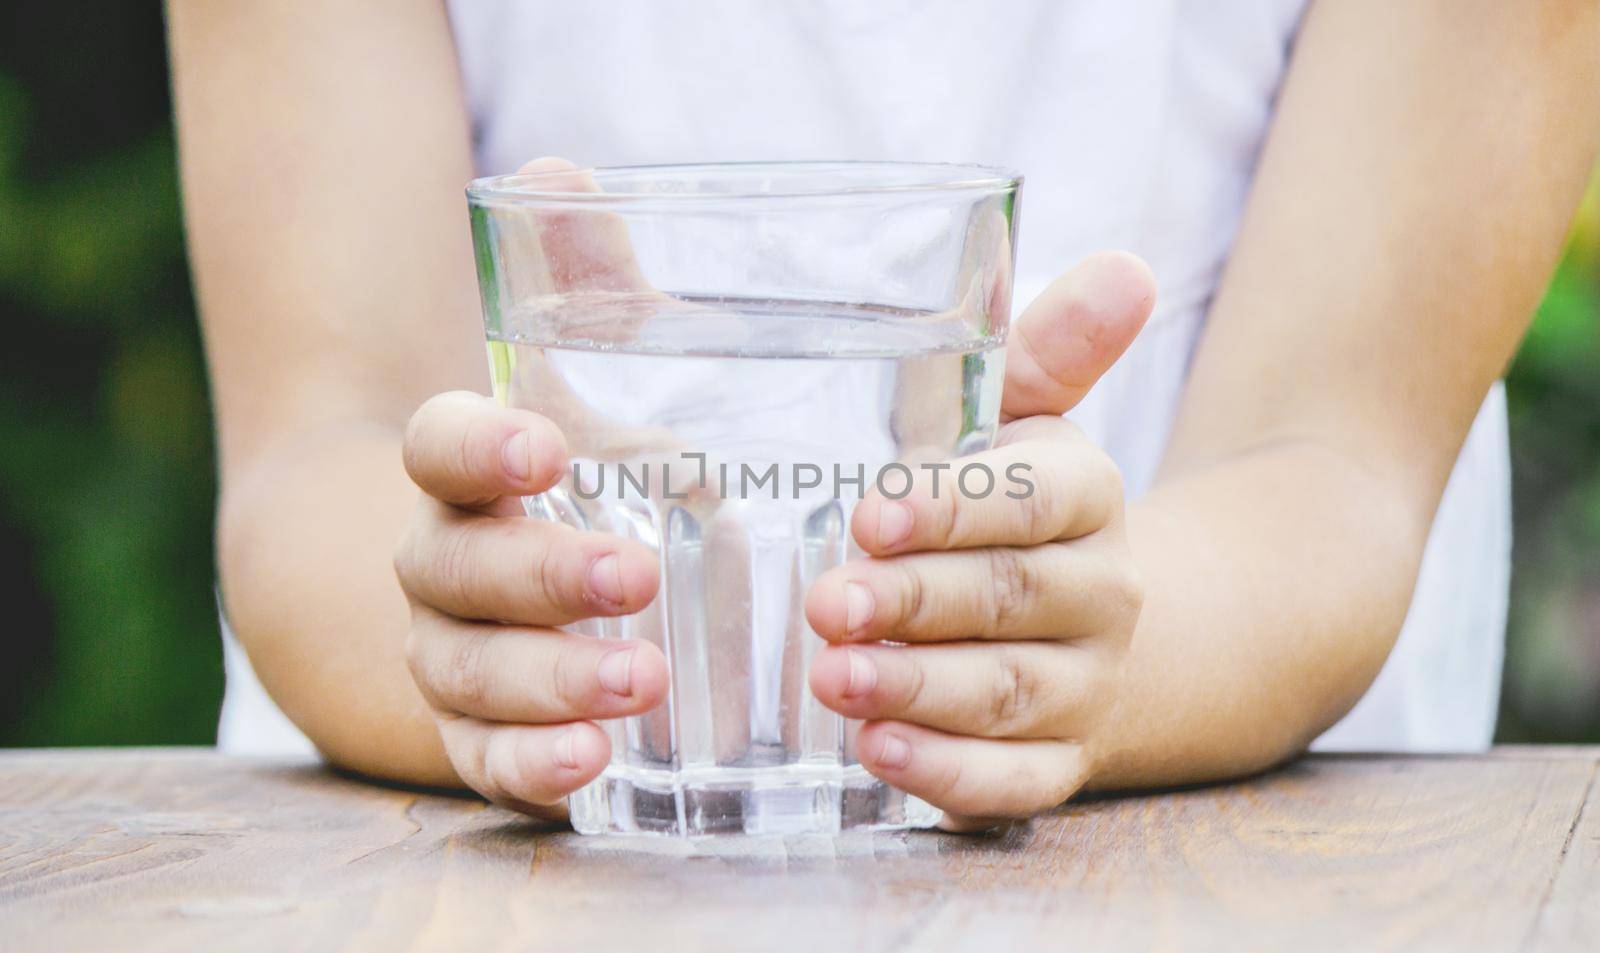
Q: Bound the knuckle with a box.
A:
[931,749,966,803]
[1037,439,1122,537]
[453,415,486,487]
[550,642,590,712]
[477,730,522,804]
[983,547,1038,632]
[433,523,480,610]
[436,731,489,797]
[1115,558,1146,620]
[407,643,452,717]
[1053,417,1086,442]
[404,393,471,482]
[1090,449,1125,515]
[936,481,969,546]
[392,509,439,595]
[439,629,492,709]
[987,647,1038,734]
[527,531,576,613]
[1020,480,1051,542]
[894,561,929,632]
[900,655,929,712]
[474,774,513,807]
[1015,454,1057,540]
[401,406,433,481]
[1085,533,1143,635]
[1045,749,1090,806]
[392,530,421,591]
[403,628,432,693]
[1083,657,1121,719]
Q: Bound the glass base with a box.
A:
[568,762,940,837]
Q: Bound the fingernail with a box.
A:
[844,581,875,635]
[843,648,877,698]
[877,732,911,768]
[588,553,624,605]
[553,728,580,769]
[502,430,534,482]
[876,500,913,549]
[597,646,635,696]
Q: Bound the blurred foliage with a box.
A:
[1500,174,1600,743]
[0,2,220,745]
[0,2,1595,748]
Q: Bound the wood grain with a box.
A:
[0,748,1595,952]
[1527,755,1599,950]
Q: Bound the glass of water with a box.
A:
[466,161,1021,836]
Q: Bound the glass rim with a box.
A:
[466,160,1023,206]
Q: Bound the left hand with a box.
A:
[805,250,1157,831]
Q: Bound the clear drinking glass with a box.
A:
[466,161,1021,836]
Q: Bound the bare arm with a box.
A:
[1095,0,1600,785]
[800,0,1600,824]
[169,0,480,781]
[171,0,1600,816]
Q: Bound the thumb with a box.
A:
[1000,251,1157,421]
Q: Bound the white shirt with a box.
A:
[218,0,1508,756]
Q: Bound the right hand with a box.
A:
[394,391,666,818]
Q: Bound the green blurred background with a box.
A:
[0,4,1596,748]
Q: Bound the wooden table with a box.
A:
[1,748,1595,951]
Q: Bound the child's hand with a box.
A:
[805,252,1156,831]
[393,391,667,818]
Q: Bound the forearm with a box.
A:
[1088,439,1430,790]
[1084,0,1600,791]
[172,0,481,786]
[218,420,458,787]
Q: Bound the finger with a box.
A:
[855,720,1088,821]
[810,640,1094,739]
[437,715,610,815]
[848,416,1121,556]
[408,608,669,724]
[807,533,1140,644]
[516,156,653,296]
[397,507,659,624]
[403,391,568,508]
[1000,251,1156,421]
